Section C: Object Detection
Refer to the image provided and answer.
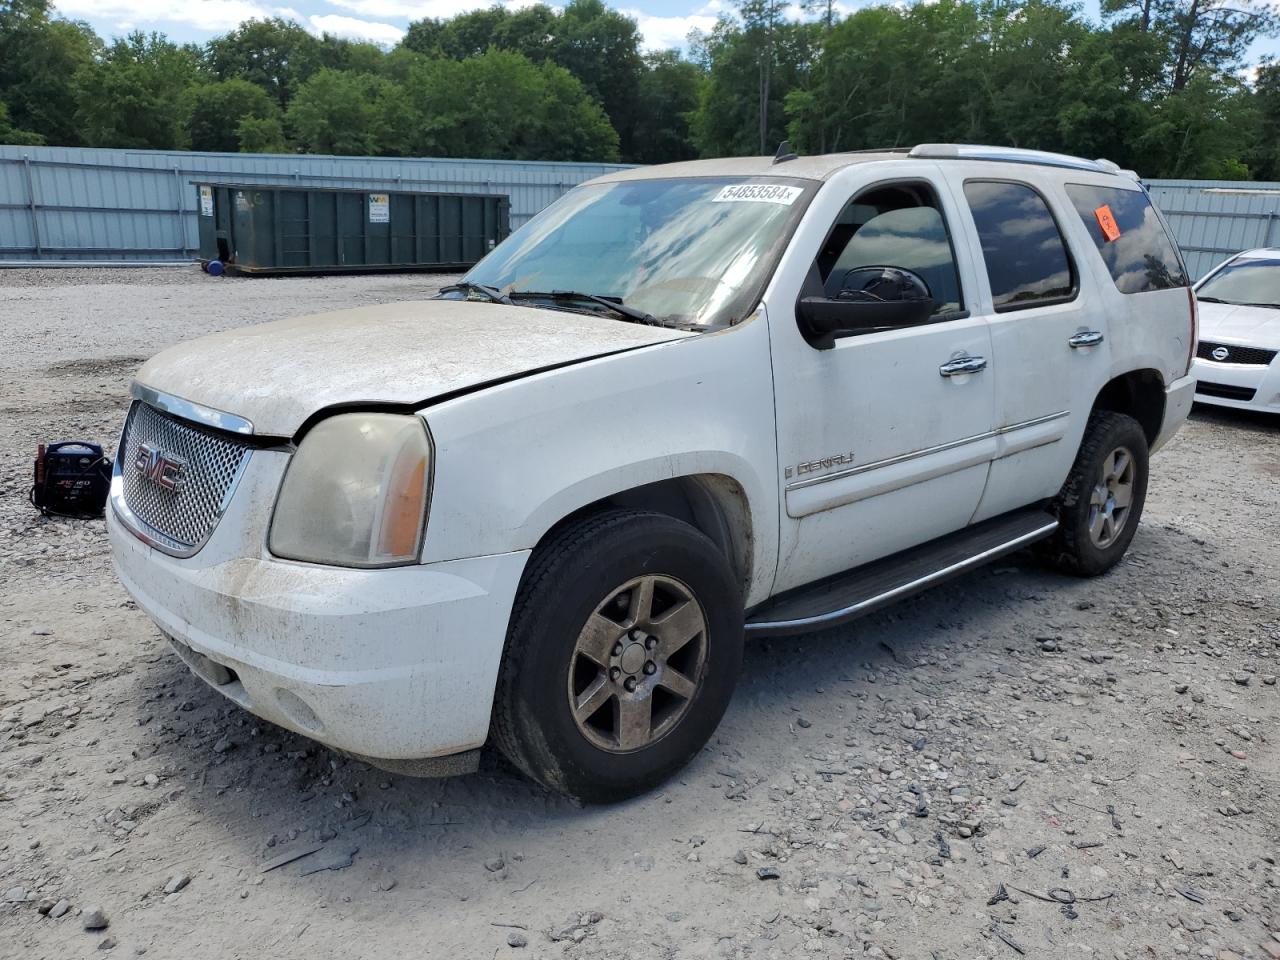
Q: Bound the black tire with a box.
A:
[491,509,744,803]
[1040,410,1149,577]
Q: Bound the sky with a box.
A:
[48,0,1280,64]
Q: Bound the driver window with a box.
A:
[817,182,963,315]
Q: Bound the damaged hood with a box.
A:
[135,299,693,436]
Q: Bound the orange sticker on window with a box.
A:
[1095,204,1121,242]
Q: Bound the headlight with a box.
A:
[269,413,432,567]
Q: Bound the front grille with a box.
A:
[1197,341,1277,366]
[116,401,252,556]
[1195,381,1257,402]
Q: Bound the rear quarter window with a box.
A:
[1064,183,1188,294]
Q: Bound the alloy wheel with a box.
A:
[566,575,708,753]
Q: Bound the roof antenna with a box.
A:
[773,141,798,164]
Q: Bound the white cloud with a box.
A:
[56,0,274,32]
[308,13,406,42]
[322,0,531,18]
[624,8,717,50]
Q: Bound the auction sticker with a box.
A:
[713,183,803,205]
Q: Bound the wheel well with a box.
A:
[536,475,754,594]
[1092,370,1165,446]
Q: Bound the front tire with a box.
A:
[1041,410,1149,577]
[491,509,743,803]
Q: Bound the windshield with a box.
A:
[1197,256,1280,308]
[460,177,814,327]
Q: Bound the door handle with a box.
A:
[1068,331,1105,348]
[939,355,987,377]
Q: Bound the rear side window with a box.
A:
[963,180,1075,310]
[1064,183,1188,293]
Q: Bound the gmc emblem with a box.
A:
[134,443,187,492]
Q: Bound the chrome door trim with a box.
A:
[1068,331,1105,348]
[785,411,1069,492]
[939,355,988,376]
[131,382,255,436]
[745,519,1059,634]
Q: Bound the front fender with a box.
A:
[419,318,780,606]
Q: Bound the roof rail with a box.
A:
[907,143,1128,175]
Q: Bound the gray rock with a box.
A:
[82,905,109,930]
[163,873,190,895]
[297,844,358,876]
[212,737,234,753]
[757,866,781,880]
[97,936,116,950]
[507,932,528,948]
[484,857,505,872]
[37,898,56,915]
[1030,744,1047,763]
[733,850,748,865]
[1233,673,1250,686]
[3,885,27,904]
[49,899,71,919]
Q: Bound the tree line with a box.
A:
[2,0,1280,179]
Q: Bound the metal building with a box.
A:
[1144,179,1280,280]
[0,146,631,263]
[4,147,1280,276]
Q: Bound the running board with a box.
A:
[745,507,1058,637]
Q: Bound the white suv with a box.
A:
[109,144,1197,802]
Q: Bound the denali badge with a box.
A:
[134,443,187,492]
[785,451,855,480]
[1211,346,1230,361]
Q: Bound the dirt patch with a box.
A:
[1,270,1277,960]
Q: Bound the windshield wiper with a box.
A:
[1241,301,1280,309]
[509,290,668,327]
[438,281,513,305]
[1196,296,1231,304]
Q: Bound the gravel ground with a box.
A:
[1,267,1278,960]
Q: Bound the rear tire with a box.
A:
[1040,410,1149,577]
[491,509,743,803]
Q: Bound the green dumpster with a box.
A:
[195,183,510,275]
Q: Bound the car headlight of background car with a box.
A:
[269,413,432,567]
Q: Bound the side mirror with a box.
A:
[798,266,935,348]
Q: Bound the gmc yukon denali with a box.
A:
[109,144,1197,802]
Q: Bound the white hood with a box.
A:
[1198,301,1280,348]
[135,299,692,436]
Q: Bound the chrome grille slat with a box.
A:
[1196,340,1277,366]
[116,401,251,555]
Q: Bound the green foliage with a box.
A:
[2,0,1279,174]
[73,32,201,149]
[287,69,409,156]
[0,100,44,144]
[235,114,289,153]
[183,79,280,152]
[398,50,619,161]
[0,0,98,145]
[206,18,321,109]
[631,51,704,163]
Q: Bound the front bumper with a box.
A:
[108,479,529,762]
[1191,356,1280,414]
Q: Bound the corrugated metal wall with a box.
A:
[0,146,633,262]
[1144,179,1280,280]
[3,150,1277,273]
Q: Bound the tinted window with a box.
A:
[1064,183,1188,293]
[819,182,962,314]
[964,181,1074,310]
